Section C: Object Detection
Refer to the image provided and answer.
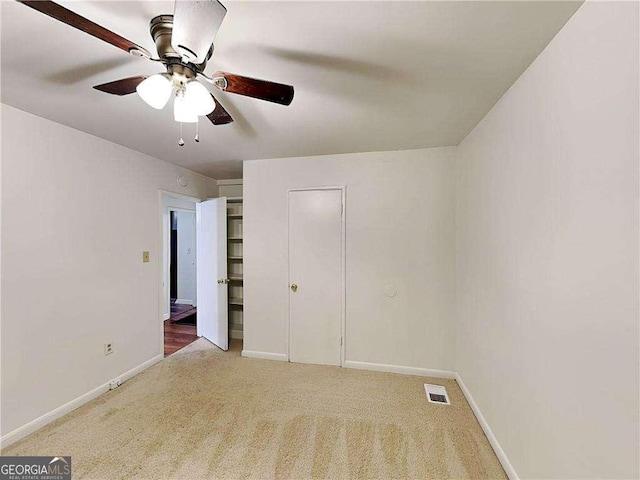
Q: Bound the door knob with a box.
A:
[290,284,298,292]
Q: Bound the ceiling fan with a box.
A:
[18,0,295,144]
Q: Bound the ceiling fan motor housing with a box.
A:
[149,15,213,76]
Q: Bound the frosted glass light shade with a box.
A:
[136,74,173,110]
[184,80,215,116]
[174,94,198,123]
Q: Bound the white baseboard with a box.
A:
[241,350,287,361]
[455,373,518,480]
[0,354,163,449]
[343,360,456,379]
[162,312,170,321]
[230,330,243,340]
[1,384,109,449]
[174,299,194,305]
[118,354,163,384]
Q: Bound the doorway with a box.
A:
[161,195,199,356]
[159,193,237,357]
[170,210,197,313]
[288,187,345,366]
[166,210,199,355]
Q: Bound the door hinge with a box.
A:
[341,203,344,214]
[340,337,343,346]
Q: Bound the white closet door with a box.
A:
[196,198,228,351]
[289,189,343,366]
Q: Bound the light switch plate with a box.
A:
[142,251,150,263]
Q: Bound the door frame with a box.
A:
[158,191,202,355]
[286,186,346,366]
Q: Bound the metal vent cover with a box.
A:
[424,384,450,405]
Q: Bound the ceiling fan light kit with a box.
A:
[184,81,216,116]
[18,0,295,147]
[174,91,199,123]
[136,74,173,110]
[137,73,216,125]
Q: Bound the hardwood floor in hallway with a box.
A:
[164,321,197,357]
[170,303,197,322]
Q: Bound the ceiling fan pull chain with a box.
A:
[195,120,200,143]
[178,123,185,147]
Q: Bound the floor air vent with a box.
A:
[424,384,450,405]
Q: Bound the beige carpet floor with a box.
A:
[2,339,506,479]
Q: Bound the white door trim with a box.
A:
[158,191,202,356]
[287,186,346,366]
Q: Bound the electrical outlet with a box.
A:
[104,342,113,356]
[142,251,150,263]
[109,379,121,390]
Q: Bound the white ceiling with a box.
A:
[1,1,581,179]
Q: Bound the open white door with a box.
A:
[196,198,228,350]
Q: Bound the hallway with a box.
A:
[164,302,198,356]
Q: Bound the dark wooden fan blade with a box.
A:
[93,76,148,95]
[172,0,226,65]
[213,71,294,106]
[206,94,234,125]
[18,1,152,58]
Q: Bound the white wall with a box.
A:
[217,179,243,198]
[243,147,457,371]
[455,2,639,479]
[176,211,196,305]
[0,104,217,438]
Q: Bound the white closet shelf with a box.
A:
[226,194,244,331]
